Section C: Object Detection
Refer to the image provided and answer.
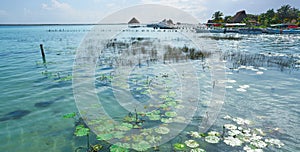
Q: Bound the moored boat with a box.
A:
[266,24,300,34]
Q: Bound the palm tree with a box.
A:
[224,16,232,23]
[212,11,224,23]
[277,5,292,22]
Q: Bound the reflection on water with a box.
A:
[0,25,299,151]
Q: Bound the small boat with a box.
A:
[266,24,300,34]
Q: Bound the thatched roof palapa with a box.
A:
[128,17,140,24]
[229,10,247,23]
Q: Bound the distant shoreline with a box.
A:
[0,23,128,26]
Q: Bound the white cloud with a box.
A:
[42,0,72,10]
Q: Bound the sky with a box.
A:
[0,0,299,24]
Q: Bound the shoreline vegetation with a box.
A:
[209,4,300,27]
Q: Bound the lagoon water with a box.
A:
[0,25,299,152]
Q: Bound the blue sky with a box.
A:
[0,0,299,24]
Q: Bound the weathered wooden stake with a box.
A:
[40,44,46,63]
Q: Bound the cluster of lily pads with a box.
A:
[172,115,284,152]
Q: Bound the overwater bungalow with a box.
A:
[128,17,141,28]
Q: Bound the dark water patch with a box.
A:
[99,67,113,71]
[0,110,31,121]
[34,101,55,108]
[34,96,65,108]
[44,82,71,90]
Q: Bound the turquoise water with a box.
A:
[0,25,299,152]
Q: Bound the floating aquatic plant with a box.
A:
[205,135,220,144]
[109,144,129,152]
[147,114,161,121]
[173,143,186,151]
[189,131,201,138]
[190,148,206,152]
[166,101,177,107]
[117,123,133,131]
[131,134,144,142]
[224,124,237,130]
[63,112,76,119]
[112,131,125,139]
[253,128,265,136]
[218,115,284,151]
[74,125,89,137]
[249,134,263,141]
[55,75,72,82]
[155,126,170,134]
[232,117,251,125]
[224,136,243,147]
[243,145,263,152]
[131,140,151,151]
[96,133,113,140]
[146,135,161,144]
[223,115,232,120]
[228,130,242,136]
[250,140,267,148]
[184,140,199,148]
[207,131,220,136]
[161,118,173,123]
[165,111,177,117]
[264,138,284,148]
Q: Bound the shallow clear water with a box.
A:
[0,25,299,152]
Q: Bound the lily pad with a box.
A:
[185,140,199,148]
[74,125,89,137]
[253,128,265,136]
[250,140,267,148]
[161,118,173,123]
[207,131,220,136]
[146,135,161,144]
[228,130,242,136]
[117,123,133,131]
[190,148,206,152]
[224,124,237,130]
[166,101,177,107]
[96,133,113,140]
[131,141,151,151]
[63,112,76,118]
[223,115,232,120]
[205,136,220,144]
[113,131,125,139]
[110,144,129,152]
[155,126,170,134]
[147,114,161,121]
[165,111,177,117]
[232,117,251,125]
[265,138,284,148]
[189,131,201,138]
[173,143,186,151]
[224,136,243,147]
[243,145,263,152]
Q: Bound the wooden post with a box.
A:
[40,44,46,63]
